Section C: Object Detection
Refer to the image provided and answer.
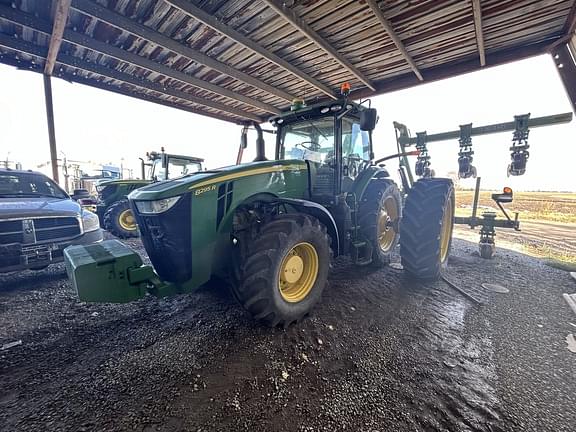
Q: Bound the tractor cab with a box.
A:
[270,99,378,204]
[144,149,204,182]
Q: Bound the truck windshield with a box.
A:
[280,117,335,163]
[0,172,67,199]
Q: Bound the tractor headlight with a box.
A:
[81,210,100,232]
[135,196,181,214]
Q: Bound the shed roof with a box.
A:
[1,0,574,124]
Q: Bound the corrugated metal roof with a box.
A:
[0,0,574,124]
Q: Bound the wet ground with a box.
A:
[1,237,575,432]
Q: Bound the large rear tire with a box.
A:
[234,214,330,327]
[400,179,455,280]
[358,179,402,267]
[103,199,139,239]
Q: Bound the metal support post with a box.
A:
[43,74,59,183]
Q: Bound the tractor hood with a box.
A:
[98,179,151,188]
[129,160,307,201]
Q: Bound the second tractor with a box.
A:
[95,149,203,238]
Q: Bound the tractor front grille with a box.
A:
[0,217,81,245]
[131,194,192,284]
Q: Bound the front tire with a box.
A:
[400,179,455,280]
[103,199,139,239]
[234,214,330,327]
[358,179,402,267]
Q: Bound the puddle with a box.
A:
[482,283,510,294]
[566,334,576,353]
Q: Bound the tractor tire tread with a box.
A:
[233,214,330,327]
[103,199,139,239]
[400,178,455,280]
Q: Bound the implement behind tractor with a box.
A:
[65,86,572,327]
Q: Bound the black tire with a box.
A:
[103,199,139,239]
[233,214,330,327]
[358,179,402,267]
[400,178,455,280]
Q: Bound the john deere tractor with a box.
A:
[95,149,204,238]
[65,98,454,327]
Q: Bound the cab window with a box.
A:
[342,118,371,161]
[280,117,335,165]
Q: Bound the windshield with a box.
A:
[280,117,335,163]
[150,158,203,181]
[0,172,67,199]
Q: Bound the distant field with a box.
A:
[454,189,576,264]
[455,190,576,224]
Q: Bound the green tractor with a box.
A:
[65,98,454,327]
[95,150,204,238]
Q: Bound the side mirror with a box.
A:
[360,108,378,131]
[240,127,248,149]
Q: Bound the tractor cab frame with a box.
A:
[142,149,204,182]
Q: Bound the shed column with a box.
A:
[43,73,59,183]
[552,42,576,114]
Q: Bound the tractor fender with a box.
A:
[274,197,340,257]
[350,166,390,201]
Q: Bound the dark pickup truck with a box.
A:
[0,168,103,272]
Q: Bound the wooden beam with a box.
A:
[350,40,551,101]
[44,0,71,75]
[0,4,280,115]
[471,0,486,67]
[71,0,294,103]
[0,54,240,123]
[0,33,263,122]
[365,0,423,80]
[164,0,337,99]
[262,0,376,91]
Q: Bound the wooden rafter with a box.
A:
[0,33,262,122]
[71,0,294,103]
[471,0,486,67]
[261,0,376,91]
[365,0,423,81]
[44,0,71,75]
[164,0,337,99]
[0,4,280,115]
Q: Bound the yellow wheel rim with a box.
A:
[278,242,319,303]
[378,196,399,252]
[118,209,137,231]
[440,195,455,263]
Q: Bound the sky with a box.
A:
[0,54,574,191]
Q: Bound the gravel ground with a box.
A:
[1,237,575,432]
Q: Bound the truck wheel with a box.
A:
[358,179,402,267]
[103,199,139,239]
[400,178,455,280]
[234,214,330,327]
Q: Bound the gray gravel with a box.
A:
[0,237,575,431]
